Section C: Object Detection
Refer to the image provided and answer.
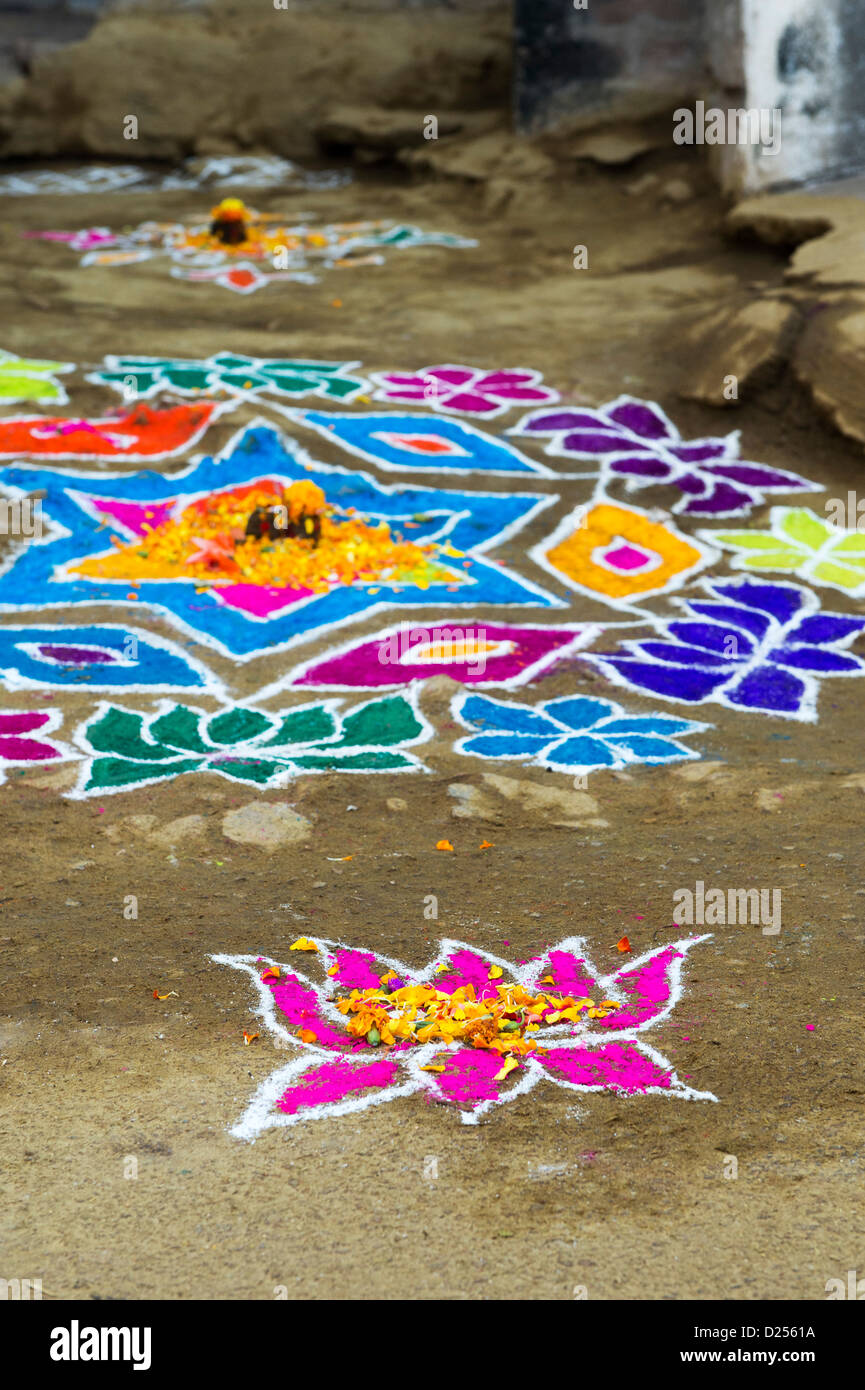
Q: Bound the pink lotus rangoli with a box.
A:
[212,934,716,1138]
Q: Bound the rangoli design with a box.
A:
[453,692,707,774]
[702,506,865,595]
[1,156,349,197]
[212,934,716,1136]
[90,353,368,405]
[369,365,559,418]
[27,206,477,294]
[70,692,431,797]
[0,350,73,405]
[0,708,73,783]
[291,409,552,476]
[272,621,610,694]
[0,625,220,695]
[532,499,716,606]
[0,402,229,461]
[512,396,821,517]
[587,577,865,721]
[0,424,559,659]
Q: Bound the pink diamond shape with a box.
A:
[604,543,652,572]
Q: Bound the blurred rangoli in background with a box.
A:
[24,198,477,294]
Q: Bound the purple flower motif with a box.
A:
[370,365,559,419]
[511,395,821,517]
[587,578,865,721]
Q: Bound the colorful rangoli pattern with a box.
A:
[292,409,551,475]
[0,424,558,658]
[702,506,865,595]
[532,499,716,606]
[90,353,368,404]
[587,578,865,721]
[0,626,220,694]
[71,692,431,797]
[212,934,716,1136]
[274,621,608,693]
[512,395,821,517]
[0,355,859,801]
[0,351,73,405]
[0,402,228,461]
[0,708,72,783]
[453,692,707,774]
[369,365,559,418]
[27,216,476,294]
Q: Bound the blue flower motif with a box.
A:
[587,578,865,721]
[453,692,708,774]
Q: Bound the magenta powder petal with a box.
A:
[475,371,535,387]
[597,947,682,1030]
[428,1047,514,1106]
[436,948,502,1000]
[0,711,50,734]
[541,1041,672,1091]
[276,1057,401,1116]
[426,367,476,386]
[0,735,59,761]
[531,948,596,995]
[332,948,384,990]
[439,389,499,413]
[268,973,353,1050]
[379,374,428,388]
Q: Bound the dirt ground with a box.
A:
[1,134,864,1303]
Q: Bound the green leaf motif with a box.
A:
[78,695,428,795]
[92,353,367,403]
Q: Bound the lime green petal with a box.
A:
[812,561,865,590]
[714,531,789,552]
[740,550,803,570]
[831,532,865,555]
[0,374,64,401]
[779,508,832,550]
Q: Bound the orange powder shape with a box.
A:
[71,479,457,594]
[546,501,703,599]
[172,209,391,262]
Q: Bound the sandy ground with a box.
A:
[1,145,864,1302]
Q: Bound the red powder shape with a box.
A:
[0,403,219,460]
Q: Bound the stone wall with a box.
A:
[515,0,707,133]
[515,0,865,193]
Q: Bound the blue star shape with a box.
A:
[0,423,562,658]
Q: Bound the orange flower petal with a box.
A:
[436,839,454,852]
[617,936,631,953]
